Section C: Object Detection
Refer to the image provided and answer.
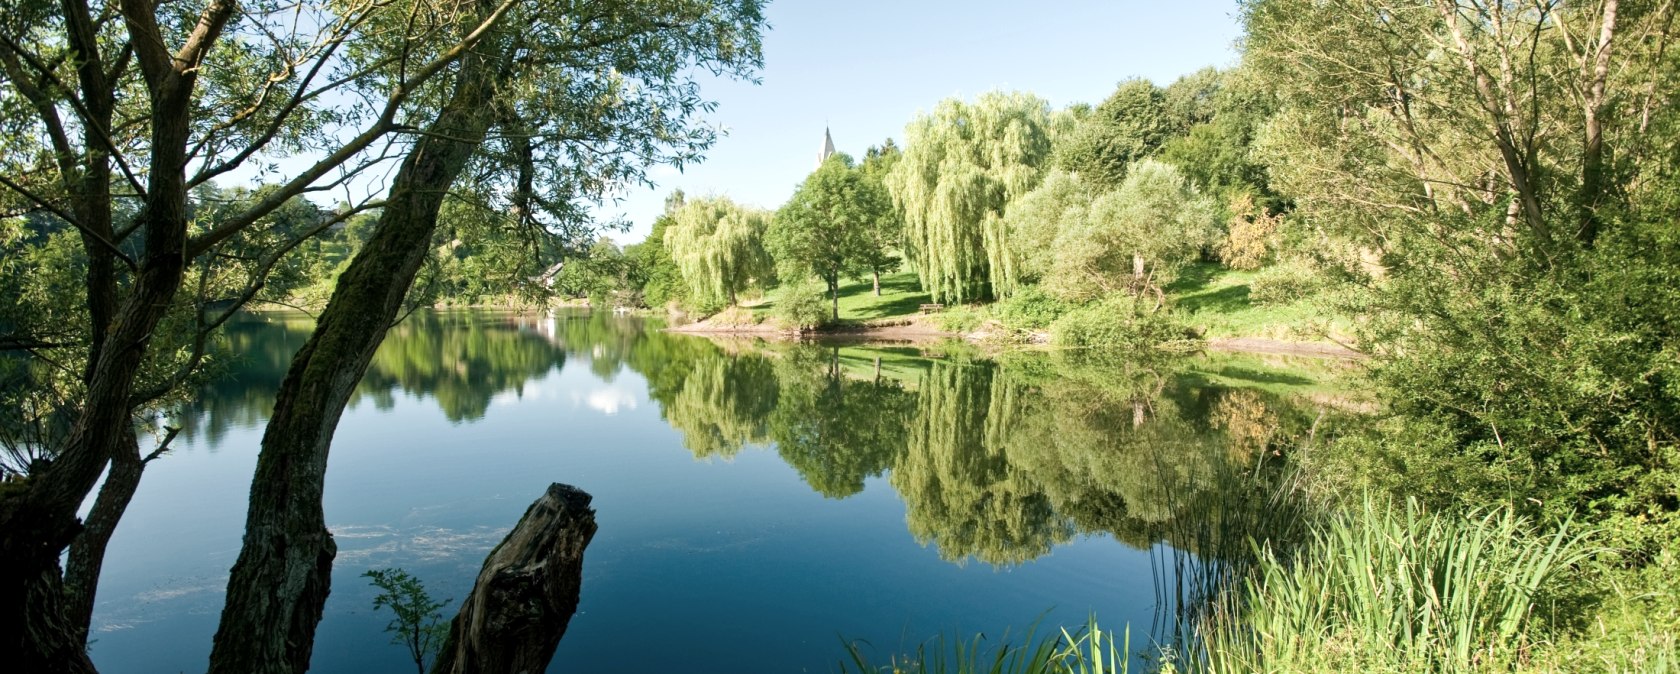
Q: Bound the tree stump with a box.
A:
[430,483,596,674]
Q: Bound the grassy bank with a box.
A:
[839,498,1678,674]
[708,264,1351,350]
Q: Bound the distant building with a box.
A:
[817,127,836,169]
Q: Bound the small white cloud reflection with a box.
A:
[570,387,638,415]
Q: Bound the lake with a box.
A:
[87,309,1346,673]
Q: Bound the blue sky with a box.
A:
[598,0,1245,244]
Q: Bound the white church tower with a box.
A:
[816,126,836,169]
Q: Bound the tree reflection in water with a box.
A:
[176,309,1341,567]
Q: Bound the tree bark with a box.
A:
[1577,0,1619,247]
[872,268,880,296]
[63,429,144,642]
[209,19,512,673]
[430,483,596,674]
[1,1,233,662]
[829,275,840,322]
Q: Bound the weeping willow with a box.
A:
[663,195,772,308]
[886,92,1054,303]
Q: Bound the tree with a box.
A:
[993,169,1097,296]
[664,195,772,310]
[768,153,893,320]
[626,193,689,308]
[1054,79,1169,188]
[0,0,764,670]
[1048,160,1217,303]
[1244,0,1680,549]
[886,91,1054,303]
[857,140,905,295]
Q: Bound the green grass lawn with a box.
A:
[748,271,933,323]
[1166,262,1353,342]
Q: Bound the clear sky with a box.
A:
[597,0,1245,244]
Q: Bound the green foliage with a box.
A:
[994,170,1096,296]
[1245,261,1322,307]
[771,278,832,330]
[1048,296,1194,350]
[1047,160,1218,302]
[936,305,988,334]
[994,287,1071,330]
[768,153,895,318]
[887,91,1055,303]
[1055,79,1169,187]
[664,195,772,310]
[363,568,450,674]
[1199,500,1593,674]
[628,209,689,309]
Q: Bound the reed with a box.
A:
[1198,497,1594,673]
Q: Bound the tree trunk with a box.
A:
[1,15,216,662]
[62,429,144,642]
[829,275,839,322]
[430,483,596,674]
[209,22,510,673]
[1577,0,1618,247]
[872,268,880,296]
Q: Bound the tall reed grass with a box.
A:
[843,499,1603,674]
[1197,498,1594,673]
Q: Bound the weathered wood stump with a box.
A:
[430,483,596,674]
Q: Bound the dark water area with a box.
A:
[88,309,1352,673]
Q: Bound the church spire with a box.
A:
[817,126,836,169]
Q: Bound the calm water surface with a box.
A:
[88,310,1341,673]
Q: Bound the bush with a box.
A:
[1048,296,1196,350]
[772,279,831,330]
[708,304,761,327]
[937,304,988,333]
[1246,261,1323,306]
[1215,193,1282,270]
[996,287,1071,330]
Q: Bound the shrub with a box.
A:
[1048,296,1195,350]
[772,279,831,330]
[1215,193,1282,270]
[937,304,988,333]
[708,304,761,327]
[996,287,1071,330]
[1246,261,1323,306]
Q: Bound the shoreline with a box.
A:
[666,319,1364,358]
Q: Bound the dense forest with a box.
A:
[3,0,1677,672]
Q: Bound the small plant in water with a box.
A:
[364,568,450,674]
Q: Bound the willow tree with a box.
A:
[886,92,1054,303]
[664,195,772,309]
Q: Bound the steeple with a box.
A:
[817,126,836,169]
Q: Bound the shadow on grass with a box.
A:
[1177,284,1252,315]
[1166,261,1224,294]
[839,274,931,320]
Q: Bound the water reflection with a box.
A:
[175,311,569,443]
[181,310,1342,566]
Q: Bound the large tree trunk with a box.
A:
[208,22,511,674]
[0,3,226,660]
[430,483,596,674]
